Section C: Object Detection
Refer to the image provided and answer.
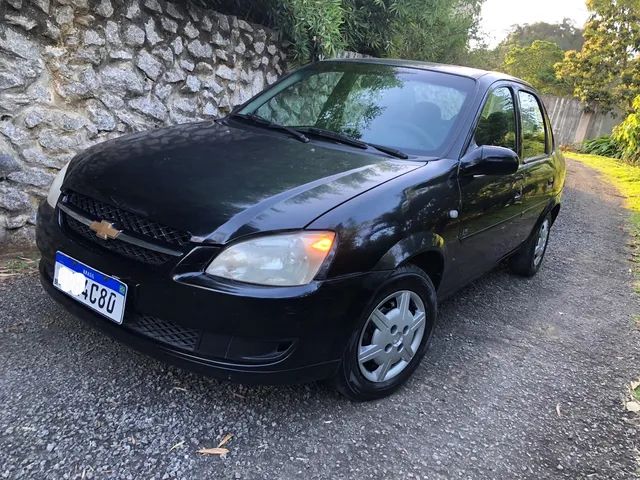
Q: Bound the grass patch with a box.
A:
[565,152,640,215]
[0,249,39,280]
[567,152,640,297]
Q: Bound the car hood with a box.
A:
[63,121,422,243]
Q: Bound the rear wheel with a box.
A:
[509,213,552,277]
[334,265,437,401]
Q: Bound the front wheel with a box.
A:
[333,265,437,401]
[509,213,552,277]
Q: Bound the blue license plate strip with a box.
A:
[53,251,128,324]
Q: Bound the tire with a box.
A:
[509,212,552,277]
[333,264,437,401]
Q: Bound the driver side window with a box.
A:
[474,87,516,152]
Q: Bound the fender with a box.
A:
[516,194,562,248]
[373,231,446,271]
[548,193,562,224]
[539,194,563,229]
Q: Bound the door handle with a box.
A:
[514,187,523,202]
[546,177,555,191]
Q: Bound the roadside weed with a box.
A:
[566,153,640,214]
[568,153,640,299]
[0,250,39,279]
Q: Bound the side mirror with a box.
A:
[460,146,519,176]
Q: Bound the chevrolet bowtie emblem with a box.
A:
[89,220,122,240]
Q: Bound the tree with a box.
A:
[388,0,484,63]
[342,0,395,57]
[502,18,583,52]
[272,0,346,62]
[555,0,640,113]
[462,20,583,76]
[339,0,484,63]
[206,0,346,62]
[502,40,571,95]
[612,95,640,163]
[206,0,483,64]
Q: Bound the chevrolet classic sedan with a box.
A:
[37,59,565,401]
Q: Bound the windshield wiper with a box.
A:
[229,113,309,143]
[297,126,409,159]
[366,143,409,160]
[296,126,368,150]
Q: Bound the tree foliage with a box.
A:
[555,0,640,113]
[387,0,483,63]
[461,40,503,71]
[502,19,583,52]
[613,95,640,163]
[205,0,482,63]
[502,40,571,95]
[341,0,395,57]
[462,19,583,93]
[272,0,346,62]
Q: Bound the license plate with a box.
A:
[53,251,128,324]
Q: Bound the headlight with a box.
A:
[46,162,70,208]
[205,231,336,286]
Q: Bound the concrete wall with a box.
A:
[0,0,287,246]
[541,95,622,146]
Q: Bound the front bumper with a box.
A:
[36,201,388,384]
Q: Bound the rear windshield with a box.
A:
[240,62,476,157]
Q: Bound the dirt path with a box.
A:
[1,159,639,479]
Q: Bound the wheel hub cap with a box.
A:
[358,290,426,383]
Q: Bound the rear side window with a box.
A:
[519,91,547,159]
[474,87,516,152]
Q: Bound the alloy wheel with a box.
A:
[357,290,426,383]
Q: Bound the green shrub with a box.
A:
[578,136,622,159]
[613,95,640,164]
[272,0,346,63]
[206,0,345,62]
[205,0,482,64]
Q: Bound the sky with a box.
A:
[478,0,590,47]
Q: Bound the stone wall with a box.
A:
[0,0,286,246]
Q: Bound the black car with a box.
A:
[37,59,565,401]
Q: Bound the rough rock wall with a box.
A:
[0,0,286,246]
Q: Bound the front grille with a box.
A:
[61,191,191,265]
[127,314,200,351]
[66,216,172,265]
[65,191,191,247]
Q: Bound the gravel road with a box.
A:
[1,158,639,480]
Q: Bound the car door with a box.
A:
[515,89,556,234]
[456,84,526,281]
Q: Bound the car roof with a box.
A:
[322,57,533,88]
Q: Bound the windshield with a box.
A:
[239,62,476,157]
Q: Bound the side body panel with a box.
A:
[455,172,524,282]
[454,82,525,282]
